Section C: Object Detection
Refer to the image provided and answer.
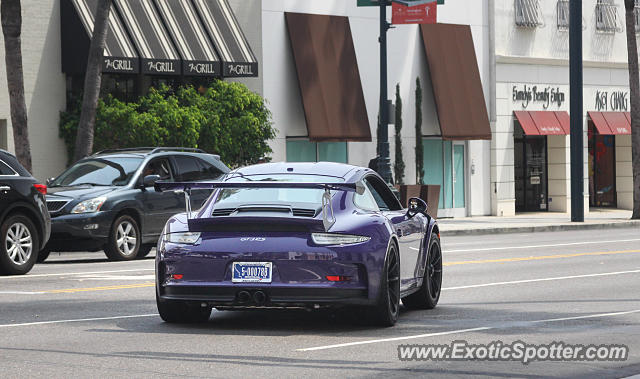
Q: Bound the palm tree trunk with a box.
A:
[1,0,32,172]
[73,0,112,162]
[624,0,640,219]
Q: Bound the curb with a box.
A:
[440,220,640,237]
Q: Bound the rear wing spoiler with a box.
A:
[154,181,359,193]
[154,180,365,231]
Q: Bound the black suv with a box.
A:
[0,150,51,275]
[42,148,229,262]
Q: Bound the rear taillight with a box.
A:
[33,184,47,195]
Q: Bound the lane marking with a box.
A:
[0,268,154,280]
[442,269,640,290]
[0,314,158,328]
[444,249,640,266]
[0,291,45,295]
[297,309,640,352]
[43,282,155,294]
[446,238,640,253]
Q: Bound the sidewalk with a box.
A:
[438,208,640,236]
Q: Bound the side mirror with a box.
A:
[406,197,428,218]
[46,177,55,186]
[143,174,161,188]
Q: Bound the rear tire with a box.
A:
[402,233,442,310]
[104,215,140,261]
[156,293,211,323]
[0,214,39,275]
[367,242,400,327]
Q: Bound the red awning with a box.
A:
[588,111,631,135]
[514,111,570,135]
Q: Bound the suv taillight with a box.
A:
[33,184,47,195]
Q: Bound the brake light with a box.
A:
[171,274,183,280]
[33,184,47,195]
[326,275,351,282]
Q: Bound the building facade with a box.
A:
[493,0,635,216]
[262,0,493,218]
[0,0,262,181]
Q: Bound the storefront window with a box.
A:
[423,139,465,210]
[286,140,348,163]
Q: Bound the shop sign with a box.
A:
[147,61,177,74]
[187,62,217,75]
[594,90,628,112]
[392,0,437,24]
[103,58,135,73]
[512,84,566,109]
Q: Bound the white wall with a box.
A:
[262,0,491,216]
[0,0,68,181]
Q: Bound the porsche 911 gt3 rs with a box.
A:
[154,162,442,326]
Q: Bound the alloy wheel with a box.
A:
[6,222,33,266]
[116,221,137,257]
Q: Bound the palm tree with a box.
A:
[1,0,32,171]
[74,0,112,161]
[624,0,640,218]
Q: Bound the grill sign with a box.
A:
[104,59,134,72]
[148,61,176,73]
[227,64,254,76]
[188,63,217,75]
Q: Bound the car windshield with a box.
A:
[215,174,344,206]
[51,157,143,187]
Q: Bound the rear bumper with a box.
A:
[159,283,370,307]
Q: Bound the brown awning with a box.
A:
[285,12,371,142]
[420,23,491,140]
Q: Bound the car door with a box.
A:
[141,157,182,237]
[364,176,425,290]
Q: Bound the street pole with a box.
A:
[377,0,394,184]
[570,0,584,222]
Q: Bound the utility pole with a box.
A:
[377,0,394,184]
[570,0,584,221]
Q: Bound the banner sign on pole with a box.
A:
[392,0,437,24]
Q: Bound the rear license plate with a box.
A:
[232,262,273,283]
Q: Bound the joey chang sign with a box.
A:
[392,0,437,24]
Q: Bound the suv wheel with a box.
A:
[104,215,140,261]
[0,214,39,275]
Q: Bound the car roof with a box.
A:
[231,162,366,179]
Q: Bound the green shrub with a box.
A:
[60,81,276,168]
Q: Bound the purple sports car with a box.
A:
[154,162,442,326]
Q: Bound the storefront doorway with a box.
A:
[588,122,617,207]
[514,123,548,212]
[423,139,467,217]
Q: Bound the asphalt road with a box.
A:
[1,227,640,378]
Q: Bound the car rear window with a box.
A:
[215,174,344,206]
[0,151,31,177]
